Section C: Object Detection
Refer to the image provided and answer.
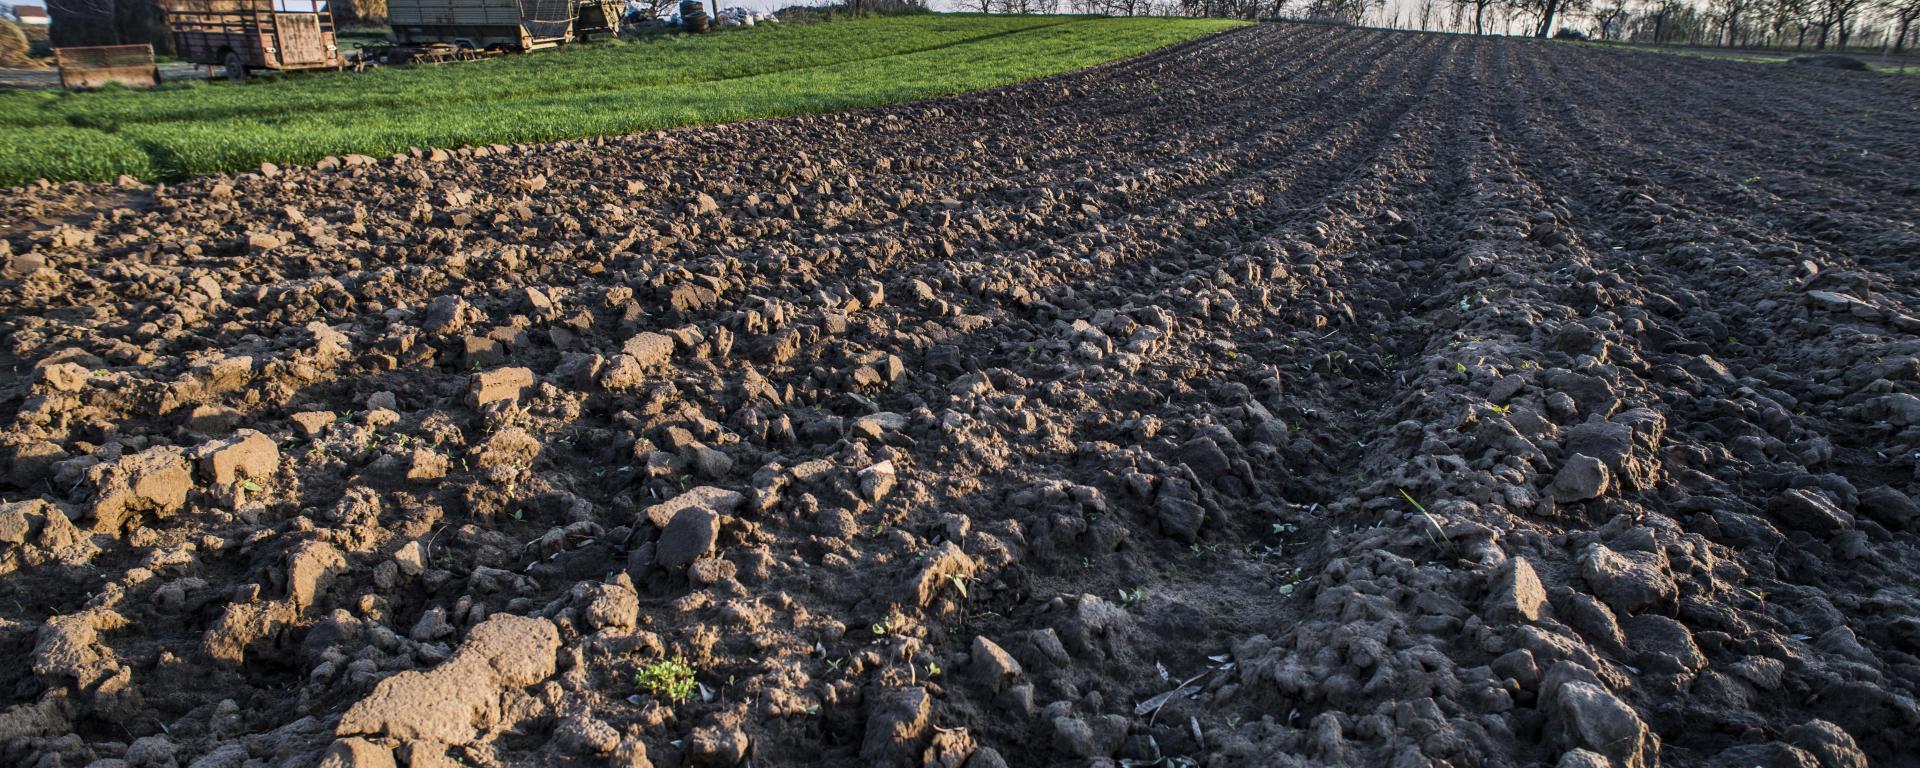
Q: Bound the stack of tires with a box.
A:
[680,0,709,32]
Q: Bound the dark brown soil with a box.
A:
[3,22,1919,768]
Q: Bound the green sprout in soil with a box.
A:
[1398,489,1454,549]
[636,657,697,705]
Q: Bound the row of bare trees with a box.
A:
[1012,0,1917,51]
[1537,0,1918,49]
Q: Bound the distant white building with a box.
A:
[13,5,51,24]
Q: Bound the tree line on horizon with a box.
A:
[960,0,1916,51]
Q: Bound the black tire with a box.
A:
[223,51,246,83]
[680,0,709,32]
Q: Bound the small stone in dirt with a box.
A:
[1624,615,1704,674]
[1556,748,1611,768]
[612,739,655,768]
[688,725,748,766]
[861,686,931,766]
[188,404,244,434]
[1857,486,1918,530]
[1548,681,1655,766]
[1154,495,1206,543]
[336,615,559,745]
[556,714,621,755]
[656,507,720,568]
[1053,717,1097,758]
[860,461,896,502]
[126,735,179,767]
[1553,454,1611,503]
[1786,719,1867,768]
[643,486,744,529]
[598,354,649,390]
[394,540,427,576]
[287,541,347,610]
[424,295,476,336]
[470,367,535,408]
[583,580,639,632]
[410,607,454,642]
[464,335,506,368]
[1487,556,1548,623]
[949,372,994,398]
[198,430,280,488]
[623,332,675,368]
[292,411,337,437]
[407,449,447,482]
[1178,436,1233,478]
[911,541,975,607]
[318,737,396,768]
[86,447,193,533]
[1766,488,1853,532]
[690,446,733,479]
[1581,544,1676,615]
[970,636,1022,691]
[1152,478,1205,542]
[0,499,85,553]
[1051,715,1126,759]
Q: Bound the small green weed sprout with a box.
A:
[636,657,697,704]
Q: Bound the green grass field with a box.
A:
[0,15,1242,187]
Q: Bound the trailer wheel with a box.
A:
[223,52,247,83]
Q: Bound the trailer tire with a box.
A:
[223,51,247,83]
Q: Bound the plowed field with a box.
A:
[3,22,1919,768]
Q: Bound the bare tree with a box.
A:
[1890,0,1920,50]
[1711,0,1757,43]
[1643,0,1683,42]
[1517,0,1588,37]
[1451,0,1498,32]
[1071,0,1150,14]
[1813,0,1868,44]
[1592,0,1631,37]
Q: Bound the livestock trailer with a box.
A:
[162,0,344,81]
[387,0,582,51]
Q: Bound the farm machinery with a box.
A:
[158,0,731,80]
[374,0,626,59]
[160,0,345,81]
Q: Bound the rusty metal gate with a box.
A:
[274,13,326,64]
[54,44,161,89]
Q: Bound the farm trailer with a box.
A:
[162,0,345,81]
[386,0,593,51]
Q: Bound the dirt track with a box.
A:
[4,22,1920,768]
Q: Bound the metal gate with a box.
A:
[275,13,326,64]
[54,44,161,89]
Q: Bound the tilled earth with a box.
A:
[4,22,1920,768]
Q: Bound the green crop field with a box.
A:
[0,14,1242,187]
